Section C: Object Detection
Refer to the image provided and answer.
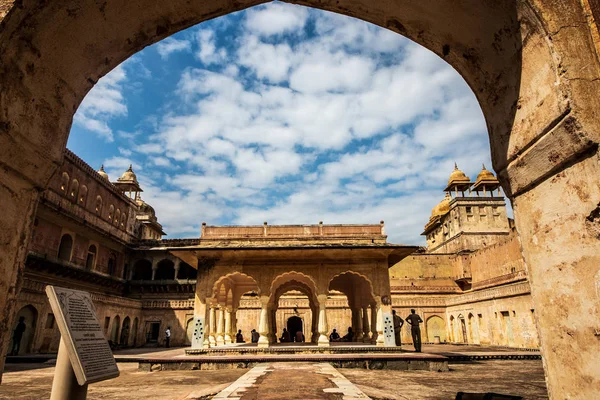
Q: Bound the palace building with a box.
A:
[10,150,539,355]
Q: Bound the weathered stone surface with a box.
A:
[0,0,598,398]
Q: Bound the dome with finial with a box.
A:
[118,164,138,183]
[430,193,452,219]
[136,196,156,218]
[476,164,496,182]
[447,162,471,187]
[97,165,109,180]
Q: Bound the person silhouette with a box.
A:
[280,328,290,343]
[405,309,423,352]
[235,329,244,343]
[11,317,26,355]
[329,329,341,342]
[392,310,404,346]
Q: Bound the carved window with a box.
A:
[78,185,88,206]
[69,179,79,201]
[114,209,121,226]
[85,244,97,270]
[95,196,103,215]
[120,213,126,229]
[107,253,117,276]
[60,172,69,193]
[57,234,73,261]
[108,205,114,222]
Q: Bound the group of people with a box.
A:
[329,327,354,342]
[279,328,305,343]
[176,309,423,350]
[233,328,304,343]
[393,309,423,352]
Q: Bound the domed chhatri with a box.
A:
[444,163,472,193]
[113,164,143,198]
[118,164,138,183]
[97,164,109,180]
[430,193,452,219]
[472,164,500,193]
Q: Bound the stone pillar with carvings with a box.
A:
[216,307,225,346]
[224,308,232,344]
[208,306,216,347]
[174,259,181,280]
[268,307,276,344]
[151,259,158,281]
[375,300,385,347]
[231,308,238,342]
[355,307,364,342]
[317,294,329,347]
[370,304,378,344]
[258,296,270,348]
[362,306,371,343]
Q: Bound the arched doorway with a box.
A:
[426,315,446,343]
[57,234,73,261]
[131,318,139,347]
[269,272,318,345]
[155,259,175,280]
[120,317,131,347]
[287,316,303,343]
[110,316,121,345]
[10,305,38,355]
[458,315,468,344]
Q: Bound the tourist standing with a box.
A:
[165,326,171,348]
[405,309,423,352]
[392,310,404,346]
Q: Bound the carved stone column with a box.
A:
[370,304,378,344]
[174,259,181,280]
[208,306,216,347]
[317,294,329,347]
[151,259,158,280]
[231,308,238,342]
[362,306,371,343]
[216,307,225,346]
[355,307,364,342]
[258,296,270,348]
[224,308,232,345]
[375,301,385,347]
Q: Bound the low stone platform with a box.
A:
[185,343,409,356]
[133,352,450,372]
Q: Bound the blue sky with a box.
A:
[67,2,500,244]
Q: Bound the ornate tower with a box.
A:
[422,164,510,253]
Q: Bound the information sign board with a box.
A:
[46,286,120,385]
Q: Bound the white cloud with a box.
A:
[237,36,293,83]
[74,65,128,142]
[156,37,191,59]
[196,29,227,65]
[245,3,309,37]
[71,4,496,244]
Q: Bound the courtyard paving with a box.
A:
[0,345,547,399]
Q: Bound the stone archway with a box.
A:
[209,272,260,347]
[10,305,38,355]
[0,0,599,395]
[426,315,446,343]
[269,272,319,345]
[329,272,376,343]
